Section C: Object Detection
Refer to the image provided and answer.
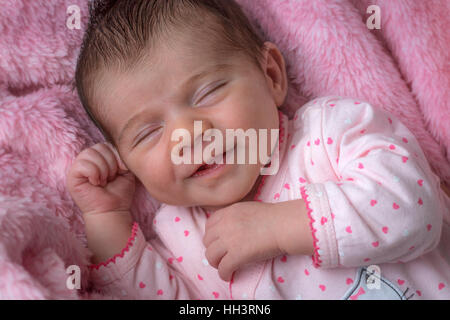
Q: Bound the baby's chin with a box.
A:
[173,189,249,208]
[197,180,262,210]
[150,181,255,209]
[143,164,262,208]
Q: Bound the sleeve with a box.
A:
[298,97,444,269]
[88,222,201,299]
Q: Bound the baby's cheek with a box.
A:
[139,162,175,197]
[142,178,179,205]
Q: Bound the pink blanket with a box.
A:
[0,0,448,299]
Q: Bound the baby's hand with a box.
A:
[203,199,314,282]
[66,142,136,216]
[202,201,283,282]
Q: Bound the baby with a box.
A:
[67,0,450,299]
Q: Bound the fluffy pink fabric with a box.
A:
[0,0,448,299]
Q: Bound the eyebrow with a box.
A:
[117,63,233,144]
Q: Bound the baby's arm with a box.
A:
[66,142,198,299]
[296,97,444,268]
[89,220,200,299]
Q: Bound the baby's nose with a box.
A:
[168,116,214,163]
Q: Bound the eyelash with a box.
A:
[195,82,226,105]
[134,127,162,146]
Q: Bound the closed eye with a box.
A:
[194,82,227,106]
[133,127,163,147]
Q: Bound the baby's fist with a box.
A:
[66,142,136,216]
[202,201,282,281]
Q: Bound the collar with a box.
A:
[253,110,289,202]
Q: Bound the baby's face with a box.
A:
[96,32,287,208]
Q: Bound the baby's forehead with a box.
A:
[158,19,247,62]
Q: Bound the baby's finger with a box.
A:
[81,148,110,185]
[91,143,118,180]
[203,222,220,247]
[204,239,227,269]
[218,253,239,282]
[105,142,128,172]
[73,158,102,186]
[204,209,224,232]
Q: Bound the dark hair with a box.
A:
[74,0,266,147]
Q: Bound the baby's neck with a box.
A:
[201,175,264,214]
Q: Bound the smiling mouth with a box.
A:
[189,147,234,178]
[191,162,225,178]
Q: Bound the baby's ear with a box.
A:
[261,41,288,107]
